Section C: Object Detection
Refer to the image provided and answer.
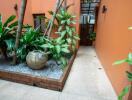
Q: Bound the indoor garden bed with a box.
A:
[0,0,79,91]
[0,53,76,91]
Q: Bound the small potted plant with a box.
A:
[88,32,96,46]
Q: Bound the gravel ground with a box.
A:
[0,58,63,79]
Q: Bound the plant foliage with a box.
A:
[55,9,80,52]
[88,32,96,41]
[40,37,70,69]
[0,14,18,53]
[17,27,45,62]
[113,53,132,100]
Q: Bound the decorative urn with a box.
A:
[26,50,48,70]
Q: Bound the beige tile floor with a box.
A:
[0,46,117,100]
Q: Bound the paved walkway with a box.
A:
[0,46,117,100]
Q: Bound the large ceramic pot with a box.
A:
[26,50,48,70]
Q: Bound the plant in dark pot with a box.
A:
[88,32,96,46]
[113,53,132,100]
[0,14,18,59]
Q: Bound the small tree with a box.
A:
[13,0,27,64]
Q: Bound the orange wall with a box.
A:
[0,0,80,34]
[31,0,80,33]
[18,0,34,26]
[0,0,18,22]
[96,0,132,95]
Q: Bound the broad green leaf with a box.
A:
[67,19,71,25]
[126,71,132,82]
[57,14,63,19]
[113,59,127,65]
[4,39,15,50]
[3,15,16,28]
[72,45,75,52]
[61,48,70,53]
[58,26,62,32]
[60,57,67,69]
[71,27,76,33]
[118,85,131,100]
[71,21,76,24]
[61,20,66,24]
[73,39,76,45]
[3,27,14,36]
[61,30,67,38]
[66,26,70,32]
[71,15,76,18]
[56,37,62,43]
[66,38,72,44]
[0,14,2,33]
[40,44,50,48]
[128,53,132,60]
[8,21,18,28]
[127,53,132,65]
[55,45,61,54]
[73,35,80,40]
[61,44,69,47]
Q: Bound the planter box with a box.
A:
[0,54,76,91]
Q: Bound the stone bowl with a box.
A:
[26,50,48,70]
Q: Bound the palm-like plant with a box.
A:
[0,14,18,58]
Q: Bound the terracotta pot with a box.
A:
[26,50,48,70]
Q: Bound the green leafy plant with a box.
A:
[113,53,132,100]
[0,14,18,55]
[17,27,45,62]
[55,9,80,52]
[40,37,70,69]
[88,32,96,41]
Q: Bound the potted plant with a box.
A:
[88,32,96,46]
[113,53,132,100]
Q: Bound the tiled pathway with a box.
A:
[0,46,117,100]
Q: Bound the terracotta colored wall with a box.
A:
[0,0,18,22]
[96,0,132,95]
[0,0,33,26]
[18,0,34,26]
[0,0,80,34]
[31,0,80,33]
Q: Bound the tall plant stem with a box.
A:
[44,0,65,37]
[64,0,67,10]
[13,0,27,64]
